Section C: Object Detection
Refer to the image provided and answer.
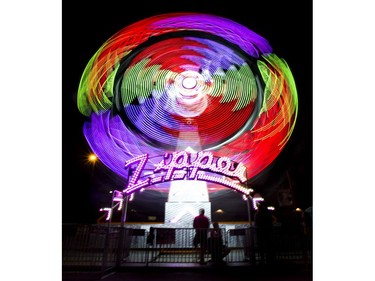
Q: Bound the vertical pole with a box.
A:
[103,191,114,273]
[120,196,129,227]
[246,195,252,226]
[102,223,110,273]
[117,194,129,268]
[108,191,115,228]
[245,195,255,265]
[117,169,130,267]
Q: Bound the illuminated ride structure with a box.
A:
[76,13,298,227]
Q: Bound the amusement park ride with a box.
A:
[76,13,299,227]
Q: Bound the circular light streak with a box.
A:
[76,13,298,190]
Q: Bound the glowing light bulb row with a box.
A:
[123,152,250,195]
[197,174,252,195]
[113,191,124,211]
[99,207,112,221]
[252,197,264,210]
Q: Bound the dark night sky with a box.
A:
[62,1,313,224]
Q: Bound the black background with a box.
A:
[62,1,313,224]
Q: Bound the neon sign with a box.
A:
[123,151,252,195]
[112,190,124,210]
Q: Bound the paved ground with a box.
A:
[63,265,312,281]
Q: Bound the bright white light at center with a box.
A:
[165,70,211,117]
[182,77,197,89]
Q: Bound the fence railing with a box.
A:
[62,224,312,273]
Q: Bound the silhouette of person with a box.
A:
[193,208,210,264]
[208,222,230,263]
[146,227,155,246]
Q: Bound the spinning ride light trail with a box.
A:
[76,13,298,195]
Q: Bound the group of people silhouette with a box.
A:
[193,208,230,264]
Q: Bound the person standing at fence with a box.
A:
[208,222,231,263]
[146,227,155,246]
[193,208,210,264]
